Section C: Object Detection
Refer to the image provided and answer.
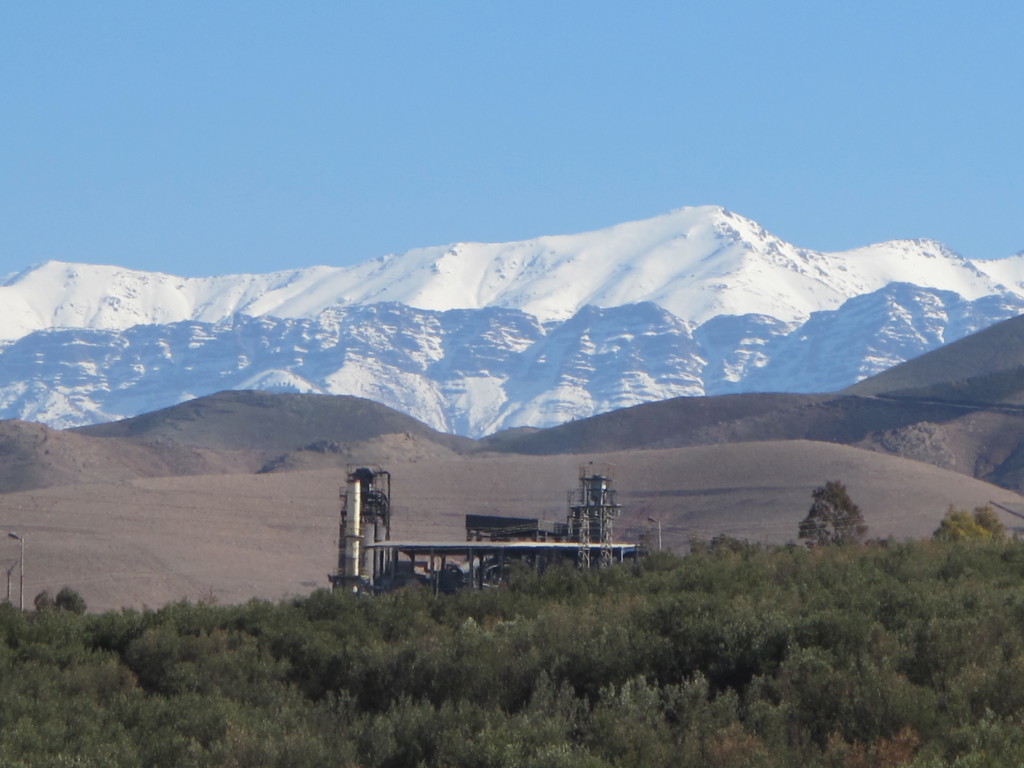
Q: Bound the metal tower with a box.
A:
[567,465,621,569]
[333,466,392,593]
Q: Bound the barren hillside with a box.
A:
[0,439,1018,613]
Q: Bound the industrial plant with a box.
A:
[329,464,639,594]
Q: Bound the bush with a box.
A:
[55,587,87,615]
[934,505,1006,541]
[5,540,1024,765]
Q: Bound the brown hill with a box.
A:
[2,439,1018,613]
[75,390,473,455]
[0,420,218,493]
[0,391,474,496]
[846,312,1024,401]
[478,390,1024,489]
[478,392,989,454]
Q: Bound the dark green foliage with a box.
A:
[799,479,868,546]
[33,589,53,612]
[55,586,87,614]
[6,541,1024,764]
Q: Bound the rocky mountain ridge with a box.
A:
[2,206,1024,434]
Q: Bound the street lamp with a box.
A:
[7,533,23,611]
[647,517,662,552]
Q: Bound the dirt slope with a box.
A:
[1,440,1019,613]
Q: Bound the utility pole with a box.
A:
[647,517,662,551]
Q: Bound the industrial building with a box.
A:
[329,464,640,594]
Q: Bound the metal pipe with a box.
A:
[7,533,23,610]
[344,477,362,592]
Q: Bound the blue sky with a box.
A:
[3,1,1023,277]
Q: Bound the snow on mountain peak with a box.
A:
[5,208,1024,436]
[1,207,1023,344]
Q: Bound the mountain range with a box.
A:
[3,205,1024,436]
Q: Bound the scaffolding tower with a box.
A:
[567,464,621,569]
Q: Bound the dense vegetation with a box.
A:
[5,539,1024,766]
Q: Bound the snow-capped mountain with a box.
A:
[1,206,1023,436]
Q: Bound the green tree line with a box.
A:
[4,539,1024,766]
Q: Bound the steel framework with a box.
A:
[331,466,392,593]
[567,464,621,569]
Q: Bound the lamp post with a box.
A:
[646,517,662,552]
[7,533,23,611]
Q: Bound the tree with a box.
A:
[34,587,88,613]
[55,586,87,614]
[798,480,867,546]
[33,589,54,612]
[933,505,1006,541]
